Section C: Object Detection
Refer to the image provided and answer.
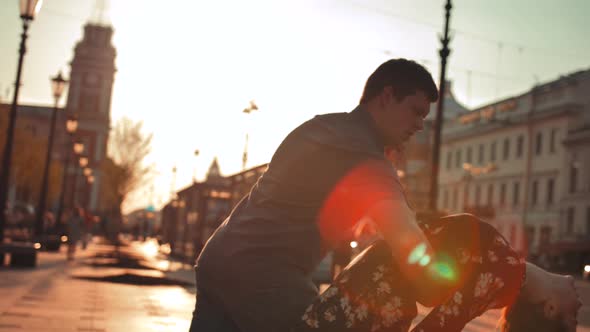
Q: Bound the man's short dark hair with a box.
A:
[359,58,438,104]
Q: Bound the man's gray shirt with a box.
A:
[195,106,406,331]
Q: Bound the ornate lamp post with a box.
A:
[55,115,78,228]
[429,0,453,213]
[86,174,95,212]
[0,0,43,242]
[71,152,87,208]
[35,71,68,238]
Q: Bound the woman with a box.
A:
[292,214,581,332]
[67,207,84,261]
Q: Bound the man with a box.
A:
[190,59,439,330]
[189,59,580,332]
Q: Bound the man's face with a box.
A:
[371,87,431,148]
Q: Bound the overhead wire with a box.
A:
[346,0,589,61]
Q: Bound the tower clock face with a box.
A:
[84,73,99,86]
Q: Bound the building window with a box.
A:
[463,184,470,208]
[513,181,520,207]
[455,149,462,169]
[525,226,535,248]
[500,183,506,205]
[475,184,481,205]
[535,132,543,156]
[478,144,484,164]
[516,135,524,158]
[446,151,452,170]
[503,138,510,160]
[490,141,497,161]
[443,189,449,208]
[550,129,557,153]
[546,178,554,205]
[587,207,590,236]
[569,164,578,193]
[566,207,575,235]
[540,226,551,244]
[487,183,494,206]
[452,188,458,209]
[466,146,472,164]
[531,180,538,207]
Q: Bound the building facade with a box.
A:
[399,81,469,211]
[64,22,116,212]
[436,69,590,268]
[161,160,268,262]
[0,20,116,218]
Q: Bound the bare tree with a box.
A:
[102,117,153,215]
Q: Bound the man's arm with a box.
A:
[366,199,455,307]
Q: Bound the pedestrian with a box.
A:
[67,207,83,261]
[189,59,581,332]
[81,210,93,250]
[43,211,56,234]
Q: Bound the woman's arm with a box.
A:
[366,199,455,307]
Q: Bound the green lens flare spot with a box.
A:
[418,254,431,266]
[432,262,455,281]
[408,243,426,264]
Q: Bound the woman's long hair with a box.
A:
[498,296,568,332]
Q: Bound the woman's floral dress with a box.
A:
[293,214,526,332]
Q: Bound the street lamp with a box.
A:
[35,71,68,238]
[0,0,44,242]
[429,0,453,213]
[73,142,84,155]
[55,114,78,228]
[242,100,258,170]
[70,150,86,208]
[78,157,88,168]
[83,167,92,177]
[79,157,88,168]
[193,149,200,183]
[66,116,78,134]
[85,175,95,214]
[20,0,43,19]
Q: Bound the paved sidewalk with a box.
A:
[3,241,588,331]
[0,241,196,332]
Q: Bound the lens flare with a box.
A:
[318,160,402,247]
[408,243,427,264]
[418,254,431,266]
[431,261,455,281]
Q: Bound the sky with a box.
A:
[1,0,589,213]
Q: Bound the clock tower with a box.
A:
[65,22,116,212]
